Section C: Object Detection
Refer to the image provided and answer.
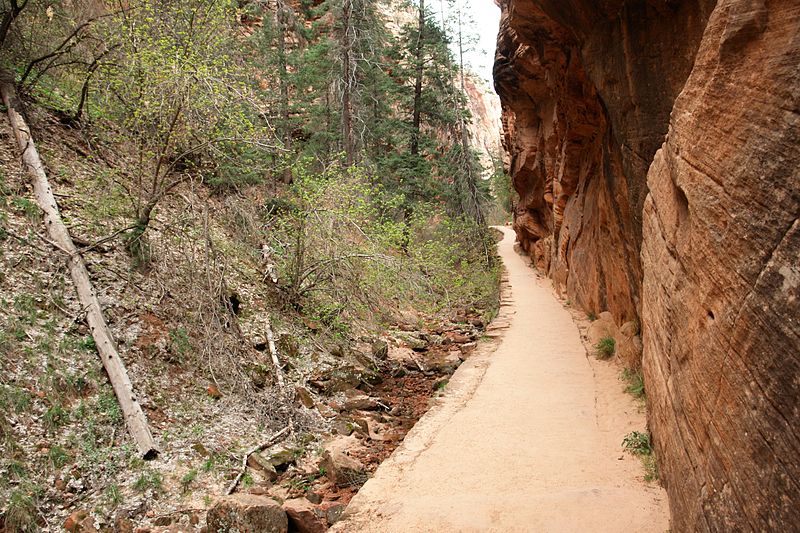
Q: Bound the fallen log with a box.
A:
[264,315,285,389]
[1,73,159,459]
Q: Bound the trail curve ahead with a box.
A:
[331,226,669,532]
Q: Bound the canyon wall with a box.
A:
[495,0,799,530]
[464,74,502,175]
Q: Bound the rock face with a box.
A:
[495,0,799,530]
[495,0,714,323]
[641,1,800,529]
[464,74,503,173]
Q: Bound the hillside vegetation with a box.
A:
[0,0,506,530]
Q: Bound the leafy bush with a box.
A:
[623,430,658,482]
[263,162,499,331]
[623,431,652,456]
[133,469,163,493]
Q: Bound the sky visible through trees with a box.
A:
[429,0,500,86]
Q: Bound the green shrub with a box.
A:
[168,327,191,360]
[622,431,652,456]
[594,336,615,359]
[105,483,124,506]
[47,446,71,469]
[622,368,645,399]
[181,469,198,493]
[622,430,659,482]
[263,162,500,333]
[11,197,40,221]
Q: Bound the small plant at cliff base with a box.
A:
[594,336,616,359]
[623,431,652,455]
[621,368,645,400]
[623,430,659,482]
[587,311,597,321]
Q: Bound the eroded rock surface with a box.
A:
[495,0,799,529]
[495,0,714,323]
[641,1,800,529]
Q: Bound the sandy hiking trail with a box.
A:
[330,226,669,532]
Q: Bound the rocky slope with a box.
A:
[495,0,799,530]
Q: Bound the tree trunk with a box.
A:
[454,3,484,227]
[340,0,355,165]
[410,0,425,156]
[0,0,26,49]
[276,0,293,182]
[1,74,159,460]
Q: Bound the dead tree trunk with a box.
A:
[1,74,159,460]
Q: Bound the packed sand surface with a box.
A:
[331,226,670,532]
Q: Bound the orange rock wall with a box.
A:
[495,0,714,324]
[495,0,800,529]
[642,1,800,528]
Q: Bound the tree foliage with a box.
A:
[1,0,497,283]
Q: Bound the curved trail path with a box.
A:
[332,226,669,532]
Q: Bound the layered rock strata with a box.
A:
[495,0,799,530]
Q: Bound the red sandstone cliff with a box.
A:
[495,0,799,530]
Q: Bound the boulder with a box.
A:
[295,386,315,409]
[206,494,287,533]
[343,390,378,411]
[331,417,355,436]
[429,351,461,373]
[282,499,326,533]
[445,332,470,344]
[77,516,98,533]
[615,321,642,369]
[114,516,135,533]
[247,452,279,481]
[394,331,427,351]
[64,510,89,532]
[387,345,418,368]
[351,347,376,370]
[308,366,361,393]
[305,491,322,504]
[458,342,477,355]
[324,504,345,525]
[268,448,299,470]
[320,437,367,488]
[586,312,617,346]
[268,485,290,504]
